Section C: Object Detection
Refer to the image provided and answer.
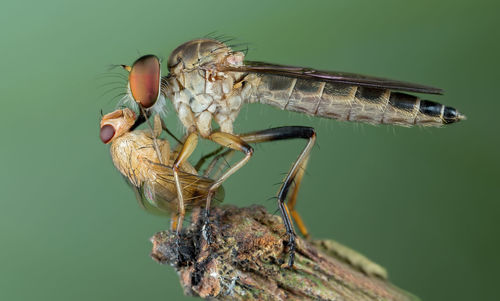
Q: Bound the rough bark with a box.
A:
[150,205,418,301]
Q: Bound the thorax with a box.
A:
[164,38,252,137]
[166,70,252,136]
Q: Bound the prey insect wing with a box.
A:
[125,164,221,216]
[141,159,222,211]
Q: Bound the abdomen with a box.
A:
[247,74,464,126]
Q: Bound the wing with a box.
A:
[140,160,224,213]
[220,61,443,95]
[131,184,172,216]
[119,175,169,216]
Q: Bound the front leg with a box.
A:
[238,126,317,267]
[196,132,253,244]
[172,132,198,233]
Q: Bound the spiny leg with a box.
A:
[170,133,235,239]
[204,132,254,219]
[172,132,199,233]
[238,126,316,267]
[173,127,315,262]
[194,148,235,240]
[193,146,225,171]
[286,155,310,239]
[189,133,252,244]
[202,149,235,178]
[160,119,183,145]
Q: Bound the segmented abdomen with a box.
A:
[246,74,464,126]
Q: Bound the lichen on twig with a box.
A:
[150,205,418,301]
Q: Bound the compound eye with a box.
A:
[100,124,115,144]
[129,55,160,109]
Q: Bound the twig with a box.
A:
[151,205,418,301]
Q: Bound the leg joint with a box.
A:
[244,145,254,156]
[301,126,316,139]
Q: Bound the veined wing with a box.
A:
[131,184,170,216]
[140,160,224,213]
[221,60,443,95]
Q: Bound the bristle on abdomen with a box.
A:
[249,74,465,127]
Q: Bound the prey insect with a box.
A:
[117,38,465,267]
[100,108,225,231]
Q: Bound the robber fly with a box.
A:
[100,108,225,230]
[117,38,465,266]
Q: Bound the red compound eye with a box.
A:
[100,124,115,144]
[129,55,160,109]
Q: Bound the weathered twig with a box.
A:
[151,205,418,300]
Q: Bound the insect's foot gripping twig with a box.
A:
[201,208,214,245]
[284,231,297,268]
[152,205,418,300]
[174,234,183,264]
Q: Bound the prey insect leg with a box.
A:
[139,106,164,164]
[238,126,316,267]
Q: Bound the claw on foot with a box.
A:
[282,232,296,268]
[174,234,183,264]
[201,208,213,244]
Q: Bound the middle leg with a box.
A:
[238,126,316,267]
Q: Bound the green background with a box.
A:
[1,0,498,300]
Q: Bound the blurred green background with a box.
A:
[1,0,498,300]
